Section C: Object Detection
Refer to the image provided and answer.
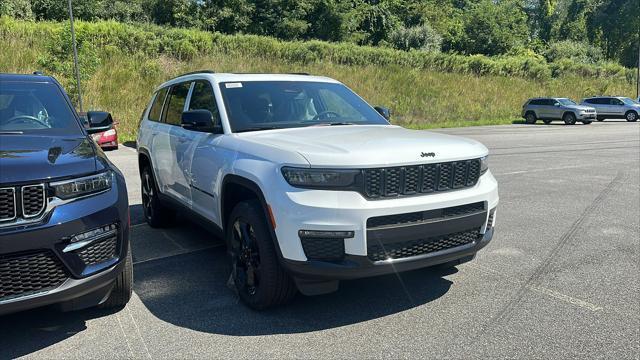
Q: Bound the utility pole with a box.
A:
[67,0,84,113]
[637,37,639,99]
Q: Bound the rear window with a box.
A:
[163,82,191,126]
[148,88,168,122]
[0,81,81,133]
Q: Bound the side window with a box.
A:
[595,98,608,105]
[610,98,623,105]
[162,82,191,126]
[544,99,555,106]
[148,88,168,122]
[529,99,542,106]
[188,80,221,125]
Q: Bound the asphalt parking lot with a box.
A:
[1,121,638,359]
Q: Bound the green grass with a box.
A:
[0,18,636,142]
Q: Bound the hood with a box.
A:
[238,125,488,167]
[565,104,595,111]
[0,134,97,184]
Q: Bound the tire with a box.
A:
[141,165,174,228]
[542,119,552,125]
[226,200,296,310]
[625,111,638,122]
[582,120,592,125]
[563,112,577,125]
[524,112,537,124]
[99,244,133,309]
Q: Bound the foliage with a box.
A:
[388,23,442,52]
[544,40,604,64]
[0,0,637,67]
[457,0,530,56]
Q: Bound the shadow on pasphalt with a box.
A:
[0,305,121,358]
[132,236,456,336]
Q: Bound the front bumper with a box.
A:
[268,171,499,270]
[577,112,597,120]
[0,174,129,315]
[283,227,494,281]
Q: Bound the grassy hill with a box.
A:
[0,17,636,141]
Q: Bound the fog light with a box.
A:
[298,230,354,239]
[63,223,117,252]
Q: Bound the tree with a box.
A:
[457,0,530,56]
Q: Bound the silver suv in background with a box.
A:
[580,96,639,122]
[522,98,596,125]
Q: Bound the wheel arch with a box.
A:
[220,175,275,238]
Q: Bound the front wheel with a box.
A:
[99,244,133,309]
[227,200,296,310]
[524,112,537,124]
[141,166,174,228]
[563,113,577,125]
[626,111,638,122]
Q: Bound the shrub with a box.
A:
[388,24,442,52]
[544,40,604,64]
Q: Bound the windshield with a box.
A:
[219,81,389,132]
[557,98,576,105]
[621,97,638,105]
[0,81,81,134]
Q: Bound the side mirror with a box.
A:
[374,106,391,121]
[181,110,222,133]
[86,111,113,134]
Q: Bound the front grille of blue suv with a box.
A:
[0,73,132,315]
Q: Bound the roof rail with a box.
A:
[33,71,45,75]
[177,69,215,77]
[289,72,310,75]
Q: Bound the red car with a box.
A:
[80,112,119,150]
[92,126,118,150]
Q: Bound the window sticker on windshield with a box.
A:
[225,82,243,88]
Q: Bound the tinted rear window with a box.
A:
[148,88,168,122]
[163,82,191,126]
[0,81,81,134]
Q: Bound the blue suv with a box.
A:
[0,73,132,315]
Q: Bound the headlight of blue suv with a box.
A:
[282,167,359,188]
[480,156,489,175]
[51,171,113,200]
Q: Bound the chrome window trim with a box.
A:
[21,184,47,218]
[0,187,17,222]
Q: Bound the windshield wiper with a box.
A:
[311,122,356,127]
[235,126,278,133]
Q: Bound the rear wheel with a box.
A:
[99,244,133,309]
[563,112,577,125]
[227,200,296,310]
[524,112,537,124]
[626,111,638,122]
[141,166,174,228]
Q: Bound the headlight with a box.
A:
[480,156,489,175]
[51,171,113,200]
[282,167,359,189]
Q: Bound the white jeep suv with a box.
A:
[137,71,499,309]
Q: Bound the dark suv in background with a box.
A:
[0,73,132,315]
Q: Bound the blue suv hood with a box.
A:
[0,134,97,184]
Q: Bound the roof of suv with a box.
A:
[156,72,340,91]
[0,73,55,83]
